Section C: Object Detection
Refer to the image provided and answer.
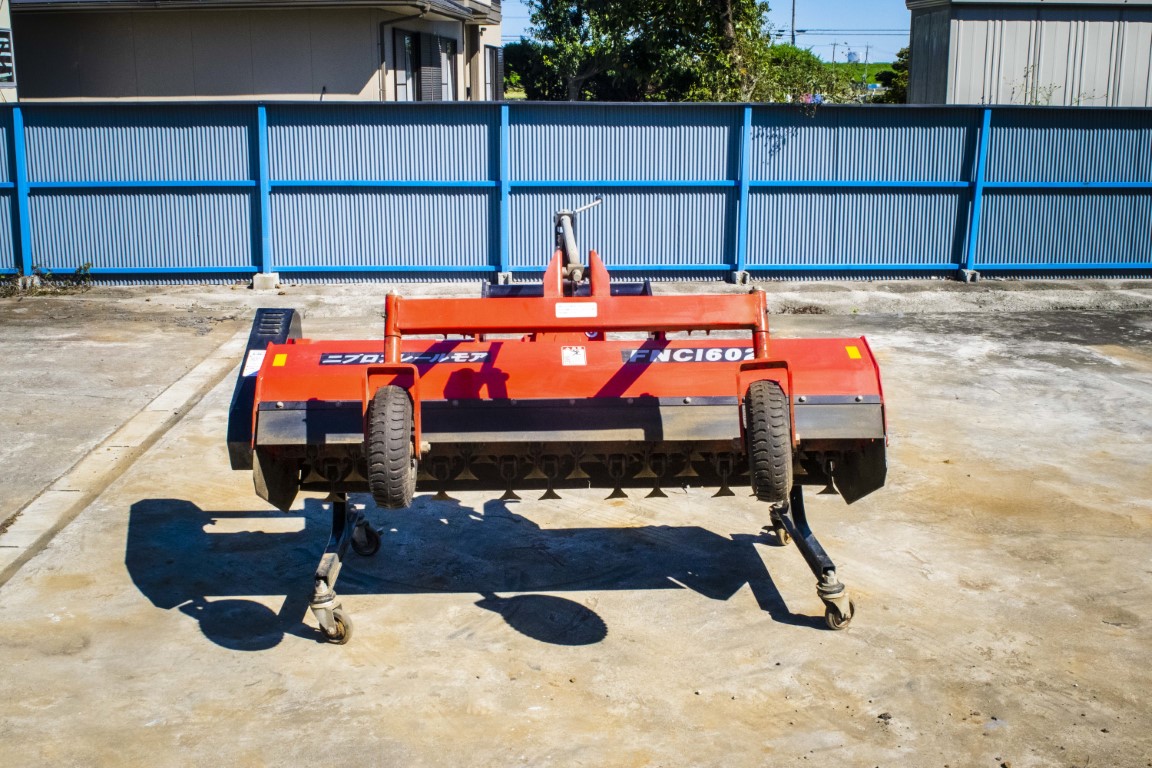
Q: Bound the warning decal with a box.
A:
[242,350,266,377]
[561,346,588,366]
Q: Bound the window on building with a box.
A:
[393,29,458,102]
[485,45,504,101]
[395,29,416,102]
[440,38,457,101]
[0,30,15,87]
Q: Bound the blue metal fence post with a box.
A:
[962,107,992,278]
[732,105,753,283]
[11,106,33,276]
[255,105,273,274]
[498,103,511,282]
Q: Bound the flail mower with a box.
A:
[226,202,887,644]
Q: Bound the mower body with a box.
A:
[227,251,887,511]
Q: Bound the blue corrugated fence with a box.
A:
[2,102,1150,280]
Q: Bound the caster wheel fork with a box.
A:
[818,574,855,631]
[824,599,855,631]
[768,505,791,546]
[309,493,361,644]
[775,485,857,631]
[312,589,354,645]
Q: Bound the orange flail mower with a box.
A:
[227,205,887,643]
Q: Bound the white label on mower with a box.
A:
[242,350,267,377]
[556,302,598,319]
[561,346,588,366]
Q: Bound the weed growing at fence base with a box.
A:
[0,263,93,298]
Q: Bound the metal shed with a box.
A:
[907,0,1152,106]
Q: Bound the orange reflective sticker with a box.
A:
[845,345,862,360]
[272,353,288,367]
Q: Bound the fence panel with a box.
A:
[986,108,1152,184]
[0,112,12,273]
[23,105,251,183]
[272,188,493,272]
[266,104,497,274]
[510,187,735,271]
[511,104,739,182]
[977,190,1152,269]
[30,191,253,272]
[747,188,969,270]
[0,102,1148,280]
[508,104,739,271]
[268,104,496,182]
[16,105,255,274]
[749,106,976,182]
[975,108,1152,270]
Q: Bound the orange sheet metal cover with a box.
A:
[254,337,882,404]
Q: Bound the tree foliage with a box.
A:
[505,0,860,103]
[873,47,910,104]
[735,44,859,104]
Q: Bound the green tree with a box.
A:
[873,46,909,103]
[506,0,865,104]
[725,43,856,103]
[507,0,775,101]
[505,1,625,101]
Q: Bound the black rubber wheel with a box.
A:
[367,385,416,509]
[325,607,353,645]
[744,380,793,502]
[351,524,381,557]
[824,600,855,631]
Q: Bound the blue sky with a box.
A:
[501,1,911,63]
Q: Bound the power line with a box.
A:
[796,28,908,33]
[791,31,909,37]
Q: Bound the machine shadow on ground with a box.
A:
[125,494,824,650]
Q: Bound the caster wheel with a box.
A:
[324,608,354,645]
[773,522,791,546]
[351,524,381,557]
[824,600,855,631]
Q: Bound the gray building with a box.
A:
[0,0,14,102]
[907,0,1152,105]
[11,0,503,101]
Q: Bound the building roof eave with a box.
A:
[908,0,1152,8]
[10,0,490,21]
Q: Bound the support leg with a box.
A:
[310,493,361,644]
[774,485,855,630]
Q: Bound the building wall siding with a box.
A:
[911,2,1152,106]
[910,8,952,103]
[11,10,480,102]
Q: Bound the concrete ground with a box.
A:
[1,280,1151,767]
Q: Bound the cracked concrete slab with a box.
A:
[0,284,1150,767]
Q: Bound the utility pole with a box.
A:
[790,0,796,46]
[831,41,838,63]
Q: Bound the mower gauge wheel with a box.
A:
[744,380,794,502]
[367,385,417,509]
